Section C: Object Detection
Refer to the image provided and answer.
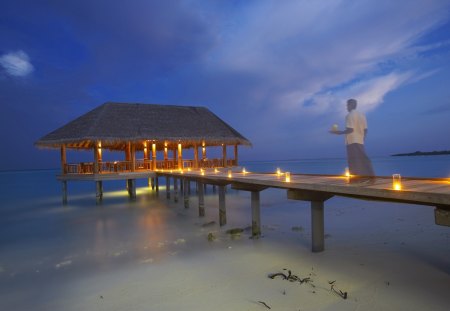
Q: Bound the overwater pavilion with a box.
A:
[36,102,251,203]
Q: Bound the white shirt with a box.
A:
[345,110,367,145]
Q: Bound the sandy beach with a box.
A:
[1,179,449,311]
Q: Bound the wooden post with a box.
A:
[178,143,183,170]
[143,141,149,169]
[131,143,136,172]
[198,181,205,217]
[152,143,157,170]
[219,185,226,226]
[129,179,136,200]
[126,142,131,170]
[166,176,170,199]
[183,178,189,208]
[234,144,238,166]
[222,144,227,168]
[94,142,99,174]
[60,145,67,174]
[311,201,324,252]
[194,144,199,169]
[174,177,178,203]
[164,144,168,169]
[287,190,333,253]
[251,191,261,238]
[62,181,68,205]
[155,177,159,192]
[96,181,103,205]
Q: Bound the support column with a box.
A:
[198,181,205,217]
[218,185,226,226]
[164,143,168,169]
[287,190,333,253]
[94,141,99,174]
[96,181,103,205]
[194,144,199,169]
[183,178,189,208]
[166,176,171,199]
[131,179,136,200]
[222,144,227,168]
[174,178,178,203]
[178,143,183,170]
[152,143,157,170]
[155,177,159,193]
[126,142,131,170]
[131,143,136,172]
[311,201,324,252]
[143,141,149,169]
[251,191,261,238]
[60,144,67,174]
[234,145,238,166]
[62,181,68,205]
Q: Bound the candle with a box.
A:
[200,169,205,176]
[228,170,232,178]
[242,168,247,174]
[285,172,291,182]
[393,174,402,190]
[276,168,281,176]
[345,167,350,178]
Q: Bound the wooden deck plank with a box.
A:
[173,171,450,207]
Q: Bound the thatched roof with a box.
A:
[35,102,251,150]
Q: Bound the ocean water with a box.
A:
[242,155,450,178]
[0,156,449,310]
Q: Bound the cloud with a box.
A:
[207,0,449,115]
[0,50,34,77]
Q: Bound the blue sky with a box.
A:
[1,0,449,170]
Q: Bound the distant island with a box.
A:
[391,150,450,157]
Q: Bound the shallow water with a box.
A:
[0,156,449,310]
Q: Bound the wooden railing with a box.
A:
[64,158,237,174]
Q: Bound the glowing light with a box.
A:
[187,168,191,172]
[170,170,173,173]
[285,172,291,182]
[214,168,219,173]
[276,168,282,177]
[242,168,247,174]
[180,169,184,174]
[393,174,402,191]
[200,169,205,176]
[228,170,232,178]
[344,167,350,178]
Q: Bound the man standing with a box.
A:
[331,98,375,179]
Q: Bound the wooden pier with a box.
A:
[156,170,450,252]
[59,168,450,252]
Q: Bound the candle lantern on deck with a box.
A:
[392,174,402,190]
[285,172,291,182]
[228,170,232,178]
[345,167,350,178]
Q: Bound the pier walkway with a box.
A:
[58,169,450,252]
[159,169,450,252]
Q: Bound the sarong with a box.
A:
[346,143,375,176]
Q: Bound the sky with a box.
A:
[1,0,450,170]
